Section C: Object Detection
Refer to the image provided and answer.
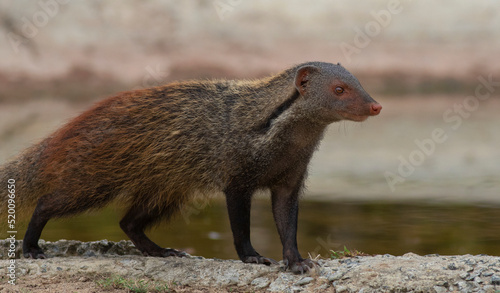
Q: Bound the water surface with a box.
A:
[33,199,500,260]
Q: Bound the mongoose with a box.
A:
[0,61,381,274]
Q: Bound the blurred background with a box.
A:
[1,0,499,259]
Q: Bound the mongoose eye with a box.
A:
[335,87,344,94]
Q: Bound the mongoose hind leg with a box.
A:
[23,190,116,259]
[23,195,52,259]
[224,186,278,266]
[119,203,186,257]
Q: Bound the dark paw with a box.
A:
[242,255,279,266]
[161,248,188,257]
[142,248,187,258]
[285,258,316,274]
[23,248,46,259]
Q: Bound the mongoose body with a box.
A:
[0,61,381,273]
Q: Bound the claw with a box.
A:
[142,248,187,257]
[242,255,279,266]
[23,246,46,259]
[162,248,187,257]
[24,252,46,259]
[287,258,316,274]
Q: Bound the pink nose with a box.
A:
[370,103,382,115]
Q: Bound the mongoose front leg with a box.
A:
[225,187,278,266]
[271,185,315,274]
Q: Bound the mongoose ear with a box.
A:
[295,65,319,96]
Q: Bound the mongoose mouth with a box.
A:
[339,103,382,122]
[342,114,371,122]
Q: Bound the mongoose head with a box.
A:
[294,62,382,123]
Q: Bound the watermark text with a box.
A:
[6,178,17,285]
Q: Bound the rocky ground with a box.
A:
[1,240,500,292]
